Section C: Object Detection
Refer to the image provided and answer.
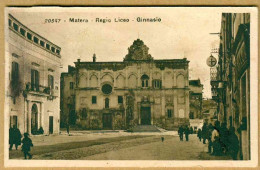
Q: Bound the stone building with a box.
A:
[189,79,203,119]
[202,99,218,124]
[6,14,61,135]
[60,66,76,128]
[61,39,190,130]
[211,13,250,160]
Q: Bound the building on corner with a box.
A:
[6,14,62,135]
[211,13,250,160]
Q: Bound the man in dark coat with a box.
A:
[189,127,194,134]
[219,122,229,154]
[207,123,214,153]
[21,133,33,159]
[228,127,239,160]
[197,129,202,141]
[9,125,22,150]
[202,122,208,144]
[184,126,190,141]
[178,126,184,141]
[9,126,14,150]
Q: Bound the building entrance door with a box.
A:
[49,116,53,134]
[141,107,151,125]
[103,113,112,129]
[31,104,38,134]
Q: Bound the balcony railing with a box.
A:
[24,83,58,99]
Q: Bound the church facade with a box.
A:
[61,39,190,130]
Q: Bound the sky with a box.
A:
[7,7,224,98]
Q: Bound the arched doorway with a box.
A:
[31,104,38,134]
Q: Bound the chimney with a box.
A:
[93,53,96,62]
[77,59,81,63]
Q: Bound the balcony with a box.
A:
[23,82,58,100]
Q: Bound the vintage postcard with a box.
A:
[4,7,258,167]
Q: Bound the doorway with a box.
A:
[141,107,151,125]
[103,113,112,129]
[31,104,38,134]
[49,116,53,134]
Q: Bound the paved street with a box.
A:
[9,131,232,160]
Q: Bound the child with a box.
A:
[21,133,33,159]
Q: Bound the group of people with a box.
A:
[197,121,239,160]
[9,125,34,159]
[178,125,194,141]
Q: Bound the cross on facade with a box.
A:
[209,57,216,66]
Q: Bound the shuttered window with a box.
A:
[31,69,39,91]
[48,75,54,89]
[11,62,19,83]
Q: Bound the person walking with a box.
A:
[219,122,229,154]
[21,133,33,159]
[202,122,208,144]
[228,127,239,160]
[178,126,184,141]
[207,123,213,153]
[9,126,14,150]
[184,126,190,141]
[197,129,202,141]
[211,121,222,156]
[189,126,194,134]
[9,125,22,150]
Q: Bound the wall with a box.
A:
[7,15,61,135]
[68,60,190,130]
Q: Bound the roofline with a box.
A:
[74,58,190,64]
[9,14,61,50]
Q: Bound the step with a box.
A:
[130,125,162,132]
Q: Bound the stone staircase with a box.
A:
[130,125,164,132]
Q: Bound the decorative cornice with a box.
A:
[8,14,61,58]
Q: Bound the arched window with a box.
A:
[116,74,125,88]
[176,74,185,88]
[141,74,149,87]
[128,74,137,88]
[105,98,109,108]
[79,75,87,88]
[90,75,98,87]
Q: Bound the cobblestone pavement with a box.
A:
[22,130,178,146]
[9,131,232,160]
[84,134,232,160]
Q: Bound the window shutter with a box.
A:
[48,75,51,88]
[15,63,19,81]
[11,62,15,81]
[35,71,39,91]
[51,76,54,89]
[31,70,35,90]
